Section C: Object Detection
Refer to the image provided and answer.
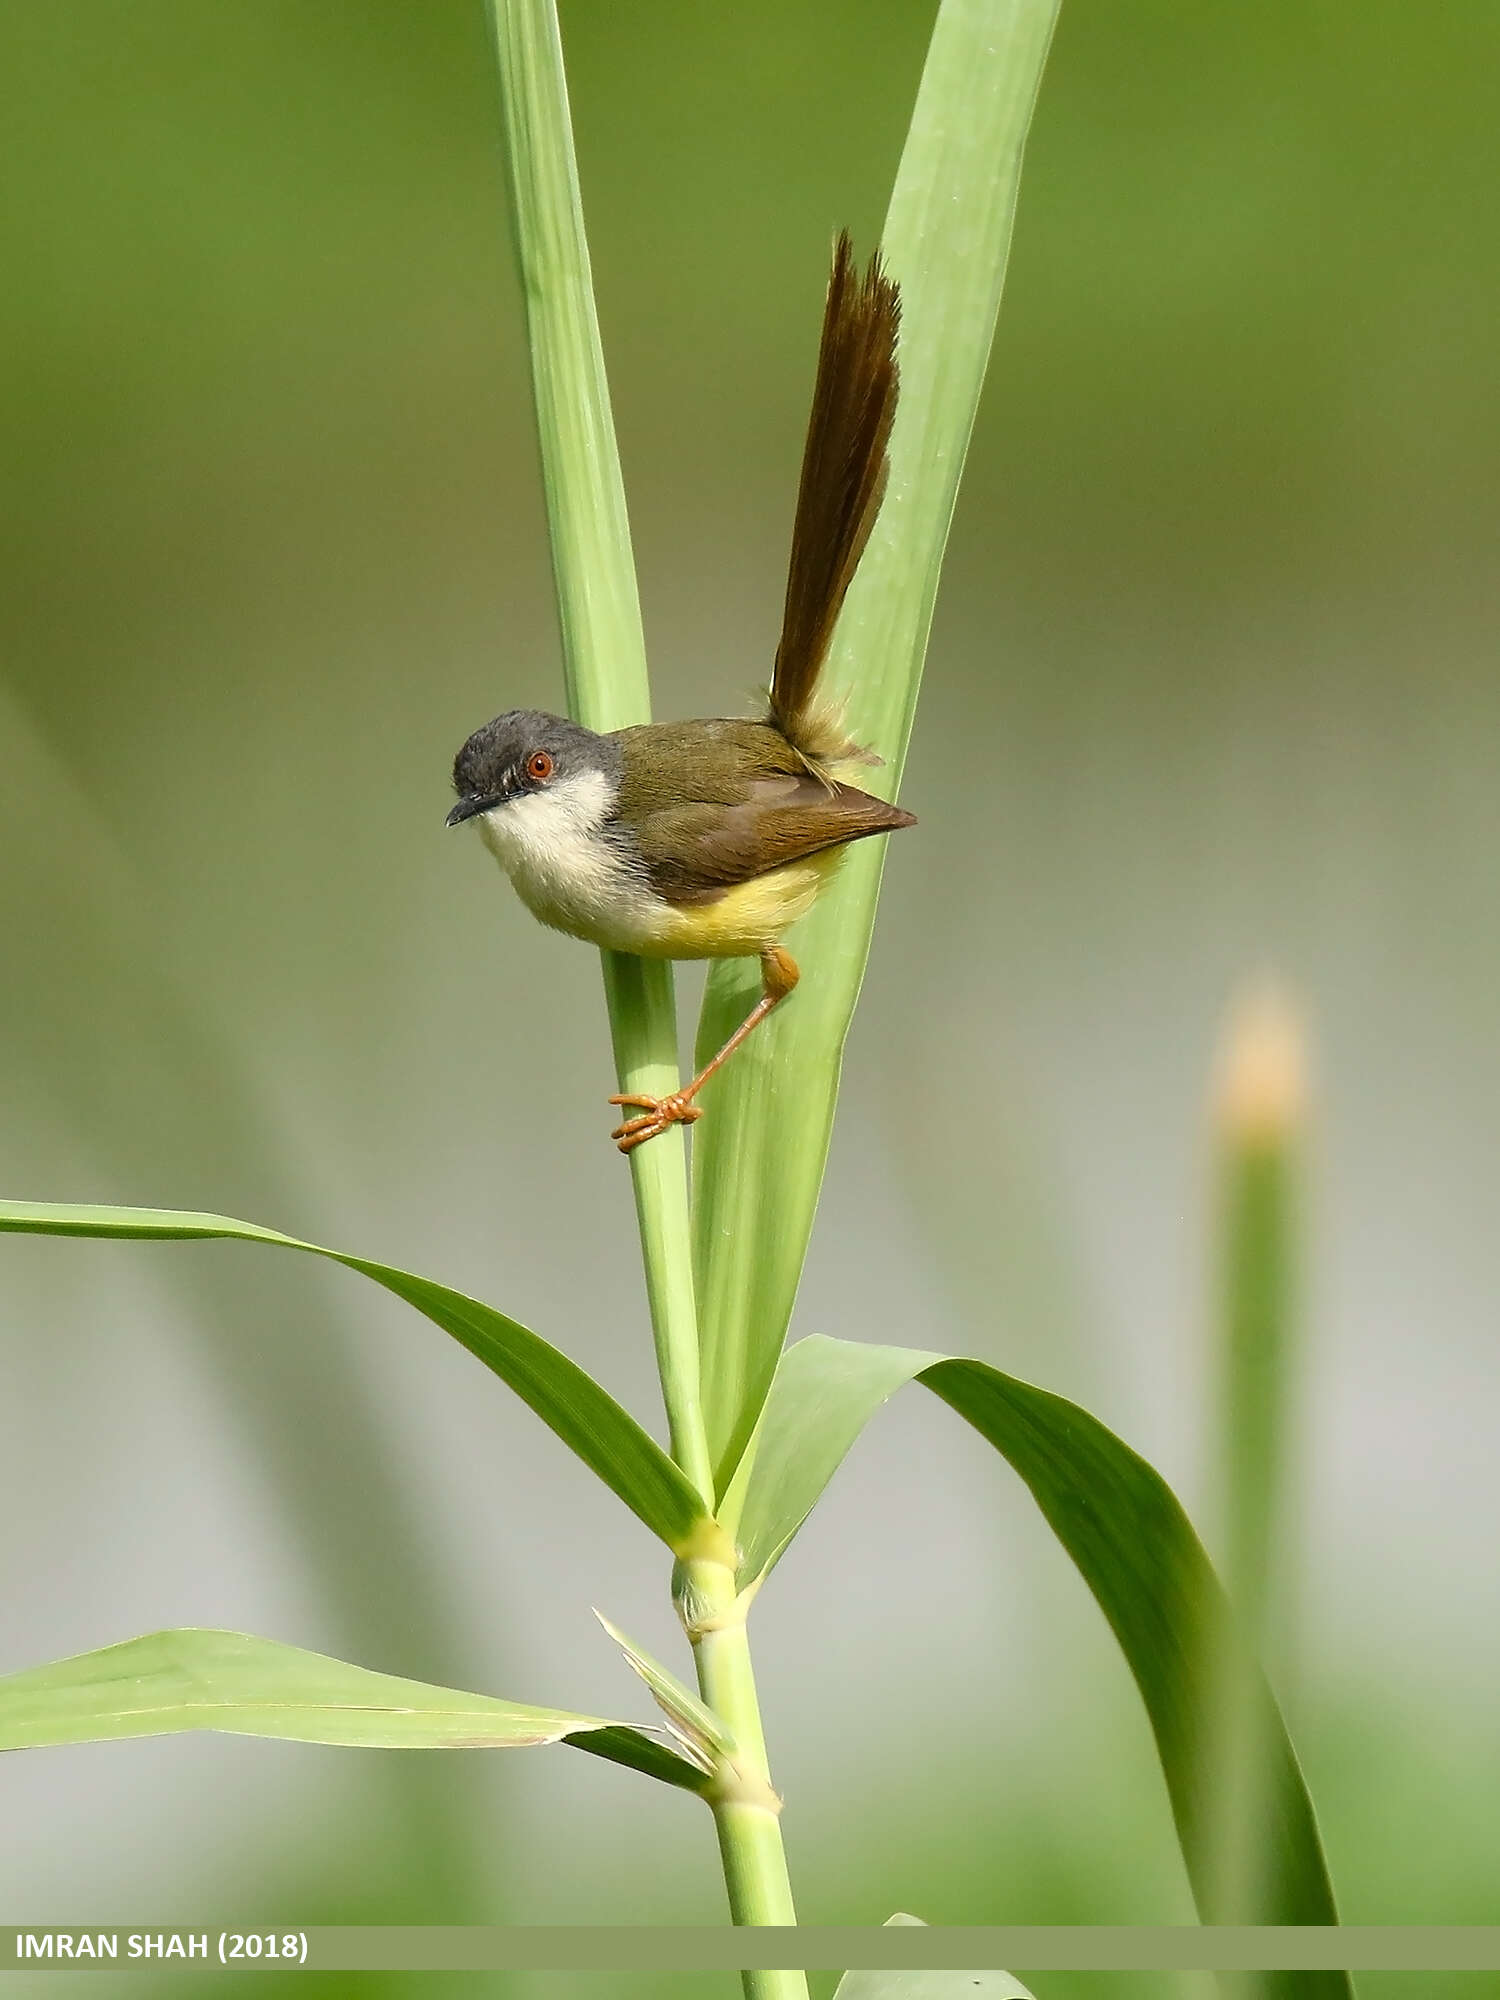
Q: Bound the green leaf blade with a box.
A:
[728,1334,934,1590]
[921,1357,1344,1956]
[733,1336,1349,1981]
[691,0,1063,1490]
[0,1198,706,1554]
[0,1629,609,1752]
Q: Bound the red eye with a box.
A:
[526,751,554,782]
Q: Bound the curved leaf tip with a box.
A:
[734,1334,1348,1970]
[0,1197,706,1554]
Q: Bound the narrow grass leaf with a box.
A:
[0,1628,614,1753]
[486,0,648,737]
[692,0,1063,1494]
[0,1199,706,1554]
[925,1357,1346,1966]
[733,1336,1348,1971]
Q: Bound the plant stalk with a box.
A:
[603,955,716,1503]
[682,1555,806,1996]
[486,0,713,1508]
[486,3,793,1971]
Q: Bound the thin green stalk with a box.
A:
[486,0,712,1508]
[682,1555,805,1996]
[485,0,800,1962]
[604,956,716,1505]
[487,0,1055,1971]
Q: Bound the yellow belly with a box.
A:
[636,849,844,959]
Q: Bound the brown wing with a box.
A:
[632,772,916,906]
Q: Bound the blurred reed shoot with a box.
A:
[1206,979,1309,1953]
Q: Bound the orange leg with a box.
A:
[609,946,800,1154]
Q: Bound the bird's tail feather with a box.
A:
[768,233,900,774]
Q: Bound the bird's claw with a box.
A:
[607,1092,705,1153]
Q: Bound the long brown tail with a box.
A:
[768,233,900,767]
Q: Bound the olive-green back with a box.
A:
[610,718,914,906]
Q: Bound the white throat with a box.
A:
[475,767,654,949]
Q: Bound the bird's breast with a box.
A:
[475,768,843,959]
[477,771,664,951]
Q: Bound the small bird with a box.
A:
[447,235,915,1153]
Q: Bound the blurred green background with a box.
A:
[2,1,1496,1995]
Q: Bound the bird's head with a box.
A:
[446,710,618,829]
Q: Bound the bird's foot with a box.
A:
[608,1092,705,1154]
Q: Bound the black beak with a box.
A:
[445,793,502,828]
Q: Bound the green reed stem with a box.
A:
[486,0,712,1509]
[485,0,799,1965]
[682,1554,803,1987]
[487,0,1056,1967]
